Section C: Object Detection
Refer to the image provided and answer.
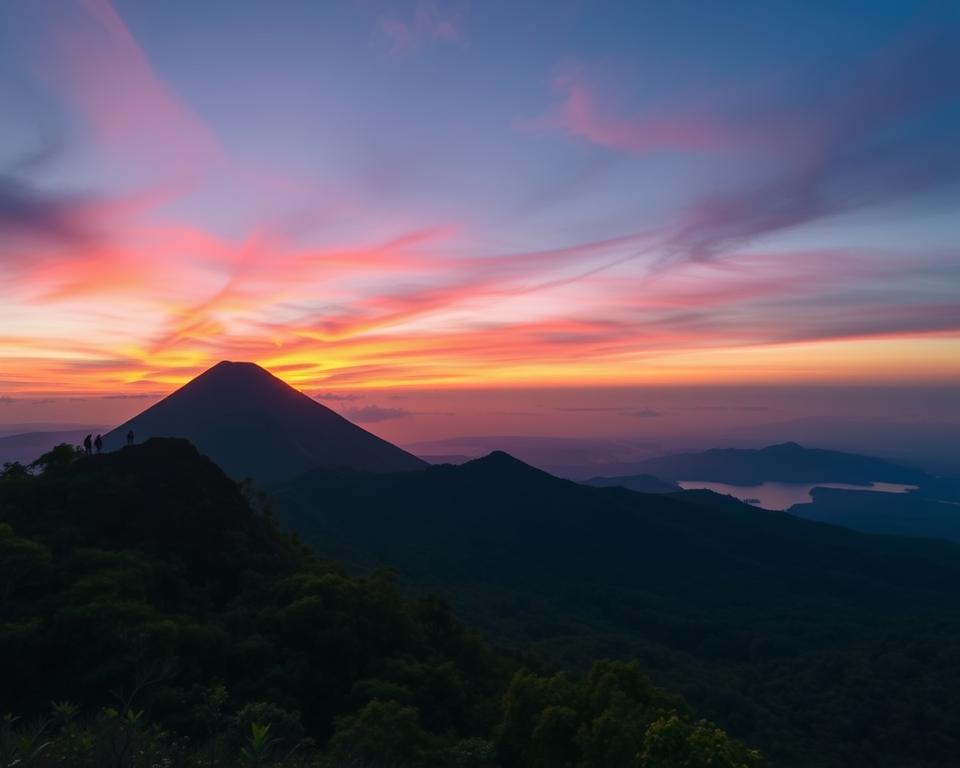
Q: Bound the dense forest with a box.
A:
[271,453,960,768]
[0,439,759,767]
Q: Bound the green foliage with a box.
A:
[271,453,960,767]
[230,702,307,763]
[640,714,763,768]
[446,737,498,768]
[496,660,692,768]
[0,522,52,612]
[28,442,84,474]
[240,722,278,766]
[327,699,433,766]
[0,705,174,768]
[0,714,52,766]
[0,462,30,482]
[0,438,761,768]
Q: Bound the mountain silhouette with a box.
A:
[584,472,680,493]
[790,484,960,542]
[270,449,960,764]
[272,449,959,599]
[104,361,425,483]
[630,441,928,485]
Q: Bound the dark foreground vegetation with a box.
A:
[272,453,960,768]
[0,439,759,767]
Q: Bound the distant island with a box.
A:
[626,442,928,486]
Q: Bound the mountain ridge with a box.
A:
[629,441,928,485]
[103,360,426,483]
[267,447,960,765]
[584,473,681,494]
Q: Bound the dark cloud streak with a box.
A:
[341,405,412,423]
[0,138,99,249]
[0,175,95,245]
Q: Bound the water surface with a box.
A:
[677,480,918,510]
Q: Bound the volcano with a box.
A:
[103,361,426,483]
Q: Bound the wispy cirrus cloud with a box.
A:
[0,1,957,400]
[556,406,660,418]
[518,65,745,154]
[41,0,221,177]
[376,0,464,57]
[524,27,960,274]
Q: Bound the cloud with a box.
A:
[625,408,660,418]
[0,0,229,294]
[556,406,660,418]
[42,0,221,175]
[556,407,627,413]
[376,1,464,57]
[341,405,412,423]
[2,4,957,396]
[524,29,960,273]
[101,393,162,400]
[519,65,743,154]
[315,392,362,402]
[0,396,16,405]
[0,141,99,247]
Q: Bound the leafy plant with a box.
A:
[0,714,51,767]
[240,722,278,766]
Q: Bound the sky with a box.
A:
[1,0,958,450]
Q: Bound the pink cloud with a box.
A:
[38,0,222,180]
[527,30,960,274]
[519,66,745,154]
[3,5,956,396]
[376,1,464,57]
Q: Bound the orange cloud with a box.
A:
[1,1,957,403]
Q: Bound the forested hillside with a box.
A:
[0,439,757,767]
[272,452,960,768]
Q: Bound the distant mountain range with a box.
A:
[583,473,681,493]
[0,422,109,438]
[270,449,959,609]
[103,361,425,483]
[0,428,107,466]
[789,483,960,542]
[628,441,928,485]
[580,443,960,542]
[417,453,476,465]
[5,362,954,549]
[269,448,960,765]
[404,435,669,479]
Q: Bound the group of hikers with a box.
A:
[82,429,135,455]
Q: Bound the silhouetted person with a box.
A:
[83,434,93,455]
[126,429,135,446]
[94,434,103,454]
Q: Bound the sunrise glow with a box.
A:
[1,0,958,404]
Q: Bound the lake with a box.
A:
[677,480,918,510]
